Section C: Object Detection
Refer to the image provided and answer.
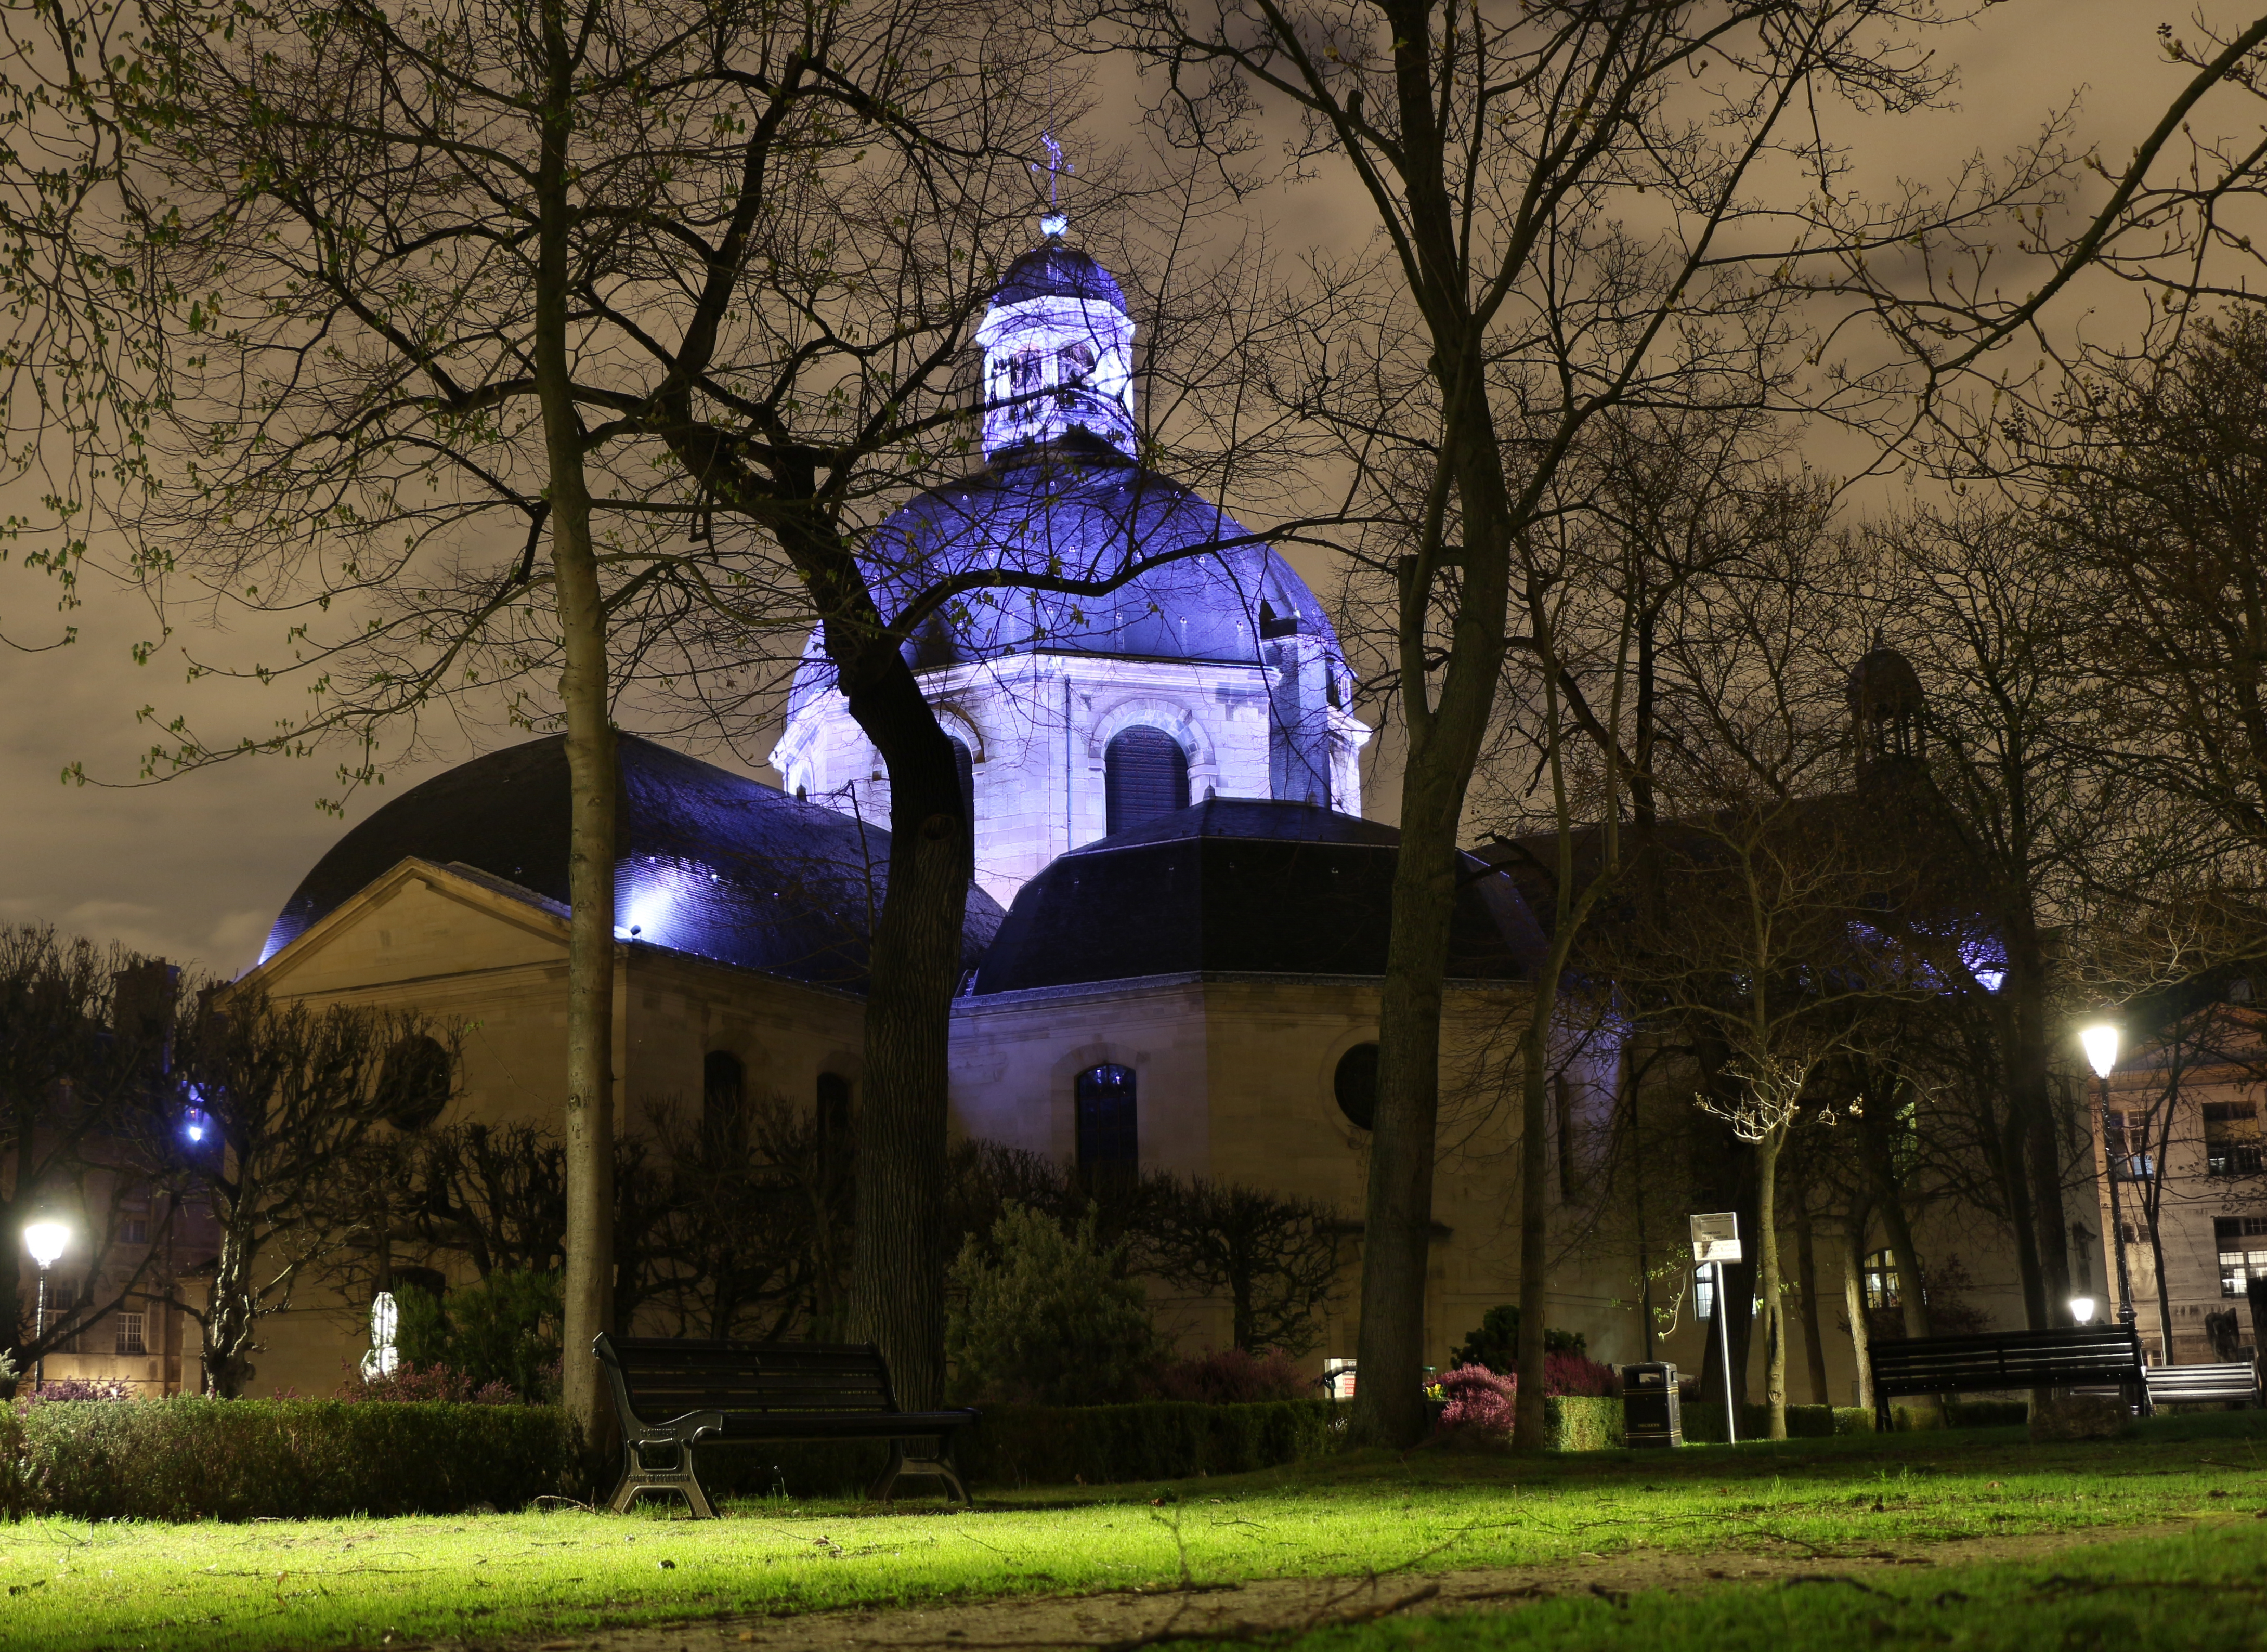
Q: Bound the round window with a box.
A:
[1333,1042,1379,1131]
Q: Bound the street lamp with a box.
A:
[2069,1296,2096,1326]
[22,1219,69,1390]
[2081,1023,2138,1332]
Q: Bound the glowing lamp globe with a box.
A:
[23,1220,68,1269]
[2080,1023,2120,1081]
[2068,1296,2096,1325]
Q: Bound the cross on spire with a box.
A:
[1033,131,1073,236]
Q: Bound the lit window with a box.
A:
[1864,1247,1901,1310]
[114,1312,146,1356]
[1104,727,1189,834]
[2105,1110,2155,1180]
[1694,1270,1715,1321]
[2215,1217,2267,1297]
[2204,1102,2263,1177]
[1075,1063,1138,1191]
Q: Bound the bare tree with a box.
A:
[155,987,454,1397]
[1136,1176,1349,1357]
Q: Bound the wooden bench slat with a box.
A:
[1867,1326,2148,1430]
[593,1333,979,1518]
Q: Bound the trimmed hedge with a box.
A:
[960,1399,1335,1488]
[12,1399,572,1520]
[1678,1403,1877,1443]
[699,1399,1338,1499]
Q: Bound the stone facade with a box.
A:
[772,649,1368,909]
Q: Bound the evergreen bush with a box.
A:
[394,1270,562,1401]
[16,1398,569,1519]
[947,1204,1159,1404]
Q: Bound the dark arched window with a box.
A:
[1104,727,1189,835]
[816,1071,852,1160]
[1333,1043,1378,1131]
[702,1051,746,1151]
[1075,1062,1138,1190]
[378,1035,454,1131]
[947,736,975,826]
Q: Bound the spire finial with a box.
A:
[1033,129,1073,237]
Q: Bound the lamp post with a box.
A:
[2081,1024,2136,1331]
[22,1219,68,1390]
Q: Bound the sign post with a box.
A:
[1690,1213,1743,1445]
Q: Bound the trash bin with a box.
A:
[1619,1361,1682,1448]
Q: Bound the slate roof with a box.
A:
[260,734,1004,991]
[971,799,1545,994]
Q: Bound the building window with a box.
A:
[378,1035,454,1131]
[817,1072,852,1161]
[119,1210,149,1246]
[703,1051,747,1153]
[1863,1247,1902,1310]
[947,736,975,825]
[2105,1110,2154,1180]
[1104,727,1189,834]
[1693,1269,1715,1322]
[1075,1063,1138,1189]
[2216,1216,2267,1297]
[114,1312,146,1357]
[1333,1043,1378,1131]
[2205,1102,2263,1177]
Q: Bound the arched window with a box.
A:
[377,1035,453,1131]
[1333,1043,1378,1131]
[1075,1062,1138,1190]
[703,1051,746,1151]
[1104,727,1189,835]
[817,1072,852,1160]
[947,736,975,826]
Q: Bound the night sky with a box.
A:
[0,2,2231,978]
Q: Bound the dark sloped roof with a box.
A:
[994,239,1127,309]
[972,799,1544,994]
[260,734,1002,991]
[789,438,1338,716]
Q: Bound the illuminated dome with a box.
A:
[786,435,1340,717]
[260,734,1003,988]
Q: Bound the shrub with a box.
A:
[1543,1351,1619,1396]
[948,1203,1159,1404]
[1679,1403,1879,1441]
[1548,1396,1623,1451]
[1432,1363,1516,1440]
[19,1398,570,1519]
[395,1270,562,1401]
[1146,1349,1313,1404]
[1450,1304,1589,1373]
[24,1377,134,1403]
[960,1399,1334,1488]
[334,1360,519,1404]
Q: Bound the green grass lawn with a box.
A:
[3,1411,2263,1652]
[1291,1519,2267,1652]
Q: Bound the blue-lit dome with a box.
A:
[993,239,1126,309]
[260,734,1003,989]
[789,438,1340,715]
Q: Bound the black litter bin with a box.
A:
[1619,1361,1682,1448]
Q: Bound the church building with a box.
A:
[227,228,1620,1396]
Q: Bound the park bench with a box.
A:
[2144,1361,2260,1408]
[1868,1325,2147,1433]
[593,1334,980,1517]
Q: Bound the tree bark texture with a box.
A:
[831,598,971,1412]
[1755,1129,1788,1438]
[536,0,617,1459]
[1792,1189,1831,1406]
[1841,1213,1873,1411]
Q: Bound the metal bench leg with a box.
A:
[868,1440,907,1504]
[609,1437,716,1519]
[867,1437,971,1506]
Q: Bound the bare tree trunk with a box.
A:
[1841,1214,1873,1413]
[1756,1129,1788,1439]
[1793,1188,1831,1407]
[536,0,616,1460]
[836,610,971,1411]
